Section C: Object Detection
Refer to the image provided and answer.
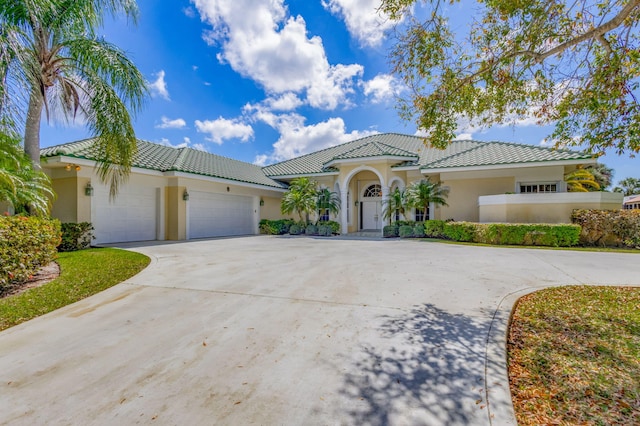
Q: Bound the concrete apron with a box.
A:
[1,236,638,425]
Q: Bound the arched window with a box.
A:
[363,184,382,198]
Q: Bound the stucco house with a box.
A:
[623,195,640,209]
[41,133,622,244]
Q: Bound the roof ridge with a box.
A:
[421,140,487,168]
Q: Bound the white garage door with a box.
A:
[189,191,254,239]
[92,185,158,244]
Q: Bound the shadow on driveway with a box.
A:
[337,304,506,425]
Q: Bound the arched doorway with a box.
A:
[361,183,382,230]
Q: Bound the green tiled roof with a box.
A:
[329,141,418,162]
[41,139,286,189]
[262,133,425,176]
[263,133,593,176]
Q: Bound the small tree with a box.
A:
[280,177,317,223]
[382,187,407,224]
[613,177,640,196]
[316,187,340,222]
[565,167,601,192]
[406,178,449,220]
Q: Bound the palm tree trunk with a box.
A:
[24,90,44,168]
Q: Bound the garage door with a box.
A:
[189,191,254,239]
[92,184,158,244]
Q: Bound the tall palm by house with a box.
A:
[316,187,340,222]
[0,132,54,216]
[382,187,407,223]
[281,177,318,223]
[0,0,147,197]
[564,168,600,192]
[406,178,449,220]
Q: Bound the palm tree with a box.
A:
[586,163,614,191]
[316,187,340,222]
[0,0,147,197]
[565,167,600,192]
[281,177,318,223]
[613,177,640,196]
[382,187,407,223]
[0,132,54,216]
[406,178,449,220]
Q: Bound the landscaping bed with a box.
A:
[0,248,149,331]
[508,286,640,425]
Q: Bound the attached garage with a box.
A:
[92,184,159,244]
[188,191,256,239]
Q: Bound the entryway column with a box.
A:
[340,184,349,235]
[380,185,390,236]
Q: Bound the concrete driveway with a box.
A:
[1,237,638,425]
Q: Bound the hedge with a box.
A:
[305,224,318,235]
[399,225,414,238]
[259,219,295,235]
[317,224,332,236]
[383,224,399,238]
[1,216,61,288]
[439,222,580,247]
[571,209,640,248]
[289,224,304,235]
[58,222,94,252]
[424,220,446,238]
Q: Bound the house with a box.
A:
[41,133,623,244]
[623,195,640,209]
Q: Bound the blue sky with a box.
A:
[39,0,639,186]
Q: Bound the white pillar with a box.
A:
[380,185,389,236]
[340,185,349,235]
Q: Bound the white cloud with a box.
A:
[192,0,363,110]
[454,133,473,140]
[149,70,170,100]
[194,117,254,144]
[252,112,377,164]
[265,92,303,111]
[156,116,186,129]
[322,0,395,47]
[363,73,402,103]
[158,138,188,149]
[184,6,196,18]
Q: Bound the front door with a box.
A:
[361,201,381,230]
[361,183,382,230]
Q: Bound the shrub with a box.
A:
[317,224,332,236]
[259,219,294,235]
[399,225,414,238]
[323,220,340,234]
[424,220,446,238]
[443,222,477,242]
[572,209,640,248]
[383,224,399,238]
[289,224,303,235]
[0,216,61,288]
[58,222,94,252]
[306,224,318,235]
[480,223,580,247]
[396,220,416,227]
[413,222,425,238]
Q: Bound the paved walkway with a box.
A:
[1,237,638,425]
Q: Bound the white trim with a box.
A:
[44,156,165,177]
[421,158,595,174]
[391,165,421,172]
[387,176,406,190]
[478,192,624,206]
[166,171,287,193]
[266,171,339,179]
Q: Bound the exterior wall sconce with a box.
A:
[354,199,359,206]
[85,182,94,196]
[226,186,230,192]
[65,164,81,171]
[259,198,264,206]
[183,190,190,201]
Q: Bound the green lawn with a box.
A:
[508,285,640,425]
[0,248,149,331]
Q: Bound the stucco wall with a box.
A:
[479,192,624,223]
[439,177,515,222]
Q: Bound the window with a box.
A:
[519,183,558,193]
[318,208,330,221]
[363,184,382,197]
[414,207,428,222]
[394,209,401,222]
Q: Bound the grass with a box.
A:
[508,285,640,425]
[0,248,149,331]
